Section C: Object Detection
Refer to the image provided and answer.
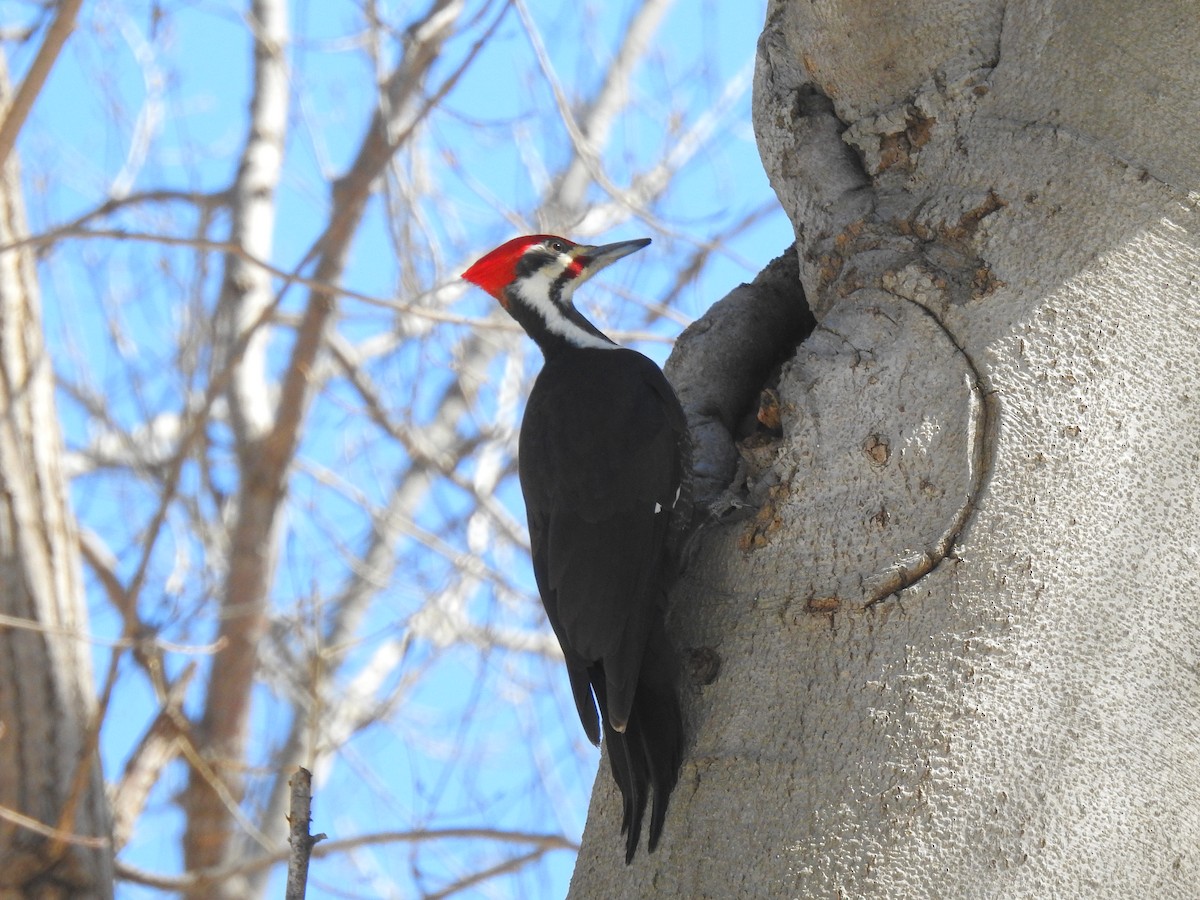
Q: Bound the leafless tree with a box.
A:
[1,0,775,896]
[0,32,112,897]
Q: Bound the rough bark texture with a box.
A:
[570,0,1200,896]
[0,75,114,899]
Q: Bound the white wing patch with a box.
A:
[654,501,663,514]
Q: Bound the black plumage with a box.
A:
[520,348,685,861]
[463,235,687,862]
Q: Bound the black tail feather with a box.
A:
[634,661,682,855]
[595,633,682,863]
[604,719,647,863]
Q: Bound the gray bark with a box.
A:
[0,64,113,899]
[570,1,1200,895]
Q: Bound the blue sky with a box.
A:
[8,0,787,896]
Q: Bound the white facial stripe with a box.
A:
[512,269,617,351]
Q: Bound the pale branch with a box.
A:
[511,0,758,256]
[76,529,138,629]
[111,663,195,850]
[555,0,676,213]
[514,0,689,237]
[0,22,38,43]
[267,0,472,469]
[0,0,83,167]
[243,442,542,873]
[108,12,165,199]
[290,455,531,598]
[240,458,470,869]
[194,2,486,884]
[426,849,552,900]
[184,0,294,879]
[574,61,757,239]
[651,201,780,314]
[58,388,183,475]
[0,611,224,657]
[284,767,323,900]
[325,332,530,549]
[241,456,510,861]
[0,803,109,850]
[31,188,230,255]
[6,226,531,331]
[215,0,291,450]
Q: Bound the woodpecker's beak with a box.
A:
[576,238,651,280]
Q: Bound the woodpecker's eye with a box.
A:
[547,239,567,253]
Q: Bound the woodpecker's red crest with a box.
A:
[462,234,570,304]
[463,234,649,313]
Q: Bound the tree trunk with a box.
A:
[570,0,1200,895]
[0,67,114,899]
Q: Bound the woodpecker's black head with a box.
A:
[463,234,651,353]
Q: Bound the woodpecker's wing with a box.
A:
[519,347,686,734]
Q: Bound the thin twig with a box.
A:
[0,610,225,655]
[0,802,109,850]
[284,767,324,900]
[427,849,549,900]
[115,827,576,890]
[111,664,197,850]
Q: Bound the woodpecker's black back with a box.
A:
[463,234,686,863]
[520,347,686,863]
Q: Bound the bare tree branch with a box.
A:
[182,0,293,883]
[283,768,323,899]
[13,0,775,893]
[0,46,111,895]
[112,664,196,851]
[115,827,576,891]
[0,0,83,167]
[554,0,676,214]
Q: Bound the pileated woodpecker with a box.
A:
[463,235,686,863]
